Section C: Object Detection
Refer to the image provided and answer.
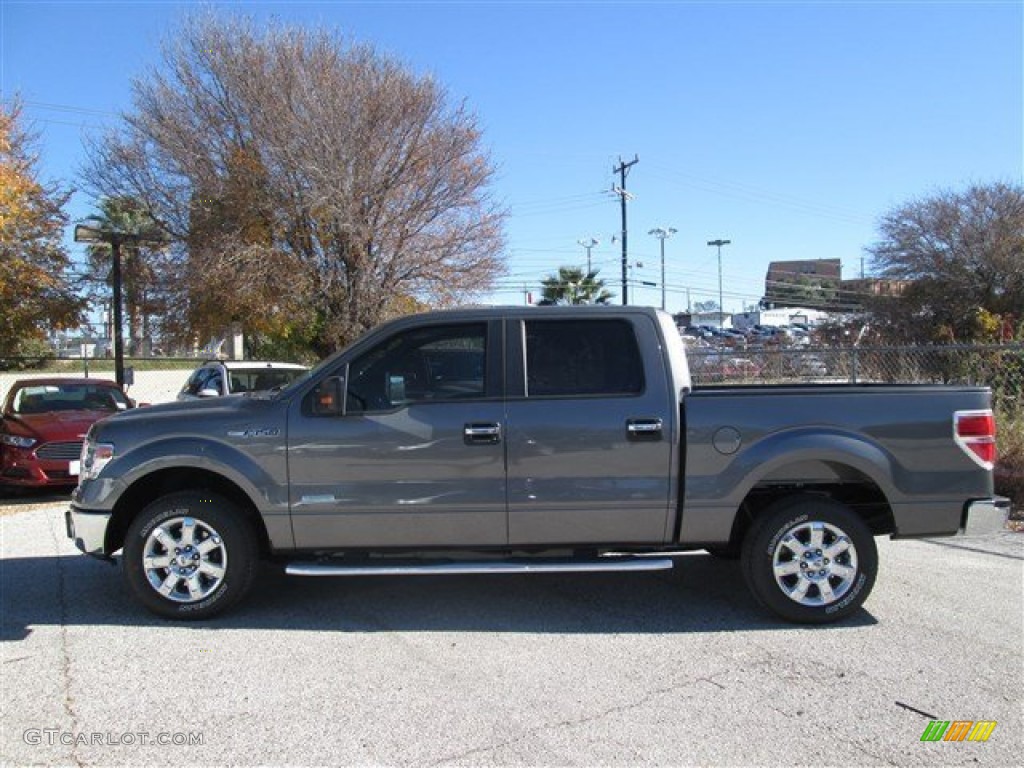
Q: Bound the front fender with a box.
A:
[76,436,287,515]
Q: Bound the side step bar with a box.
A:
[286,557,675,577]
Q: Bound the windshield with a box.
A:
[229,368,308,394]
[276,356,340,398]
[10,383,130,414]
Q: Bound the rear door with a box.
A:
[504,314,675,546]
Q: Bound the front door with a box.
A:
[286,320,507,549]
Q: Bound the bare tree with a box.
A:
[867,182,1024,342]
[84,13,505,356]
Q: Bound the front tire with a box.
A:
[705,543,741,560]
[123,491,258,620]
[741,496,877,624]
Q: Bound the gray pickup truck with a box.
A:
[67,307,1008,623]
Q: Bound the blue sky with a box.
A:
[2,0,1021,316]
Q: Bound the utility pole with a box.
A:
[648,227,677,311]
[577,237,599,273]
[612,155,638,305]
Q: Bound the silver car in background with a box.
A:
[178,360,309,400]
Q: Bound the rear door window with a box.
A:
[524,319,644,397]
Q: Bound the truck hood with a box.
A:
[98,392,278,429]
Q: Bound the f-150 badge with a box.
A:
[227,428,281,438]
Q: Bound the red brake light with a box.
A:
[956,413,994,437]
[954,410,996,469]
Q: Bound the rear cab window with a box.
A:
[523,319,645,397]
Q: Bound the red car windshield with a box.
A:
[11,383,129,414]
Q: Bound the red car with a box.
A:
[1,377,133,491]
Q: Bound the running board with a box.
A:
[286,557,675,577]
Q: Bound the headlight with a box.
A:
[80,437,115,481]
[1,433,37,449]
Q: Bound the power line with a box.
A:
[17,99,119,117]
[509,199,610,218]
[509,191,605,210]
[646,163,874,226]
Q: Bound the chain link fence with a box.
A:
[3,343,1023,408]
[688,343,1023,415]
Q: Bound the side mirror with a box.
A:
[312,376,346,416]
[197,388,220,398]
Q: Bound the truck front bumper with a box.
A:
[960,497,1011,536]
[66,506,112,558]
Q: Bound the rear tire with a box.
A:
[123,491,258,620]
[741,496,877,624]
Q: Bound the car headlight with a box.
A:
[80,436,115,481]
[1,433,37,449]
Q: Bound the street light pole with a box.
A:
[75,224,167,389]
[648,227,677,311]
[707,239,731,329]
[108,237,125,386]
[577,237,599,273]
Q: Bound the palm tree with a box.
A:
[81,197,165,355]
[538,266,614,305]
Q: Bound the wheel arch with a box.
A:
[722,435,900,552]
[105,467,272,558]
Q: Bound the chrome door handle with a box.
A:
[627,418,663,440]
[464,423,501,445]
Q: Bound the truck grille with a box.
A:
[36,441,83,461]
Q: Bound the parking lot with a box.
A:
[2,496,1021,767]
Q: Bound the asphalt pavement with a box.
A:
[2,500,1021,767]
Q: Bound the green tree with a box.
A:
[81,197,167,355]
[866,182,1024,343]
[84,12,505,357]
[538,267,613,305]
[0,100,84,358]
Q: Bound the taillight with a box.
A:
[954,410,996,469]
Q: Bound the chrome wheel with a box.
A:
[141,516,228,604]
[772,520,859,607]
